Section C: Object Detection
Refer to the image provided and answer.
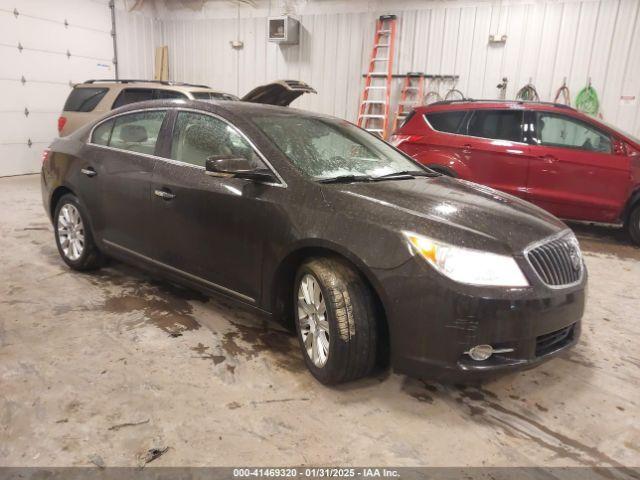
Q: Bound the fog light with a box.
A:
[466,344,494,361]
[464,344,515,361]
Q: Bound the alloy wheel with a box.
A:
[57,204,85,261]
[297,273,330,368]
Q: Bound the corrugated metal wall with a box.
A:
[149,0,640,137]
[0,0,115,176]
[115,6,162,79]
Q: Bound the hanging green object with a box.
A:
[575,84,599,116]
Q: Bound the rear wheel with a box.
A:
[54,194,103,270]
[627,204,640,246]
[294,257,378,384]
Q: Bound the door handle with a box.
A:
[154,189,175,200]
[538,154,558,164]
[462,144,472,154]
[81,167,96,177]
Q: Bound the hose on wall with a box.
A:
[516,82,540,101]
[554,80,571,105]
[575,84,600,116]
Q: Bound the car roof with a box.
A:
[73,79,227,94]
[99,98,334,121]
[416,100,576,113]
[409,99,637,142]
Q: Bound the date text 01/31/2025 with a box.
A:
[232,468,400,477]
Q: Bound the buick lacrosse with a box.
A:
[41,99,586,384]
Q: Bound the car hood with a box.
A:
[327,176,568,254]
[241,80,317,106]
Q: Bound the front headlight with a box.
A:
[403,232,529,287]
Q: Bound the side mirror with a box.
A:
[205,156,276,182]
[612,139,627,156]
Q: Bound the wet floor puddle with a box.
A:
[87,264,303,372]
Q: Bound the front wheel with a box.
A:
[54,194,104,270]
[627,204,640,246]
[294,257,378,384]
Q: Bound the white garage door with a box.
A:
[0,0,115,177]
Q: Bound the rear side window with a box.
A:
[191,91,239,101]
[467,110,524,142]
[398,110,416,129]
[106,111,166,155]
[63,88,108,112]
[112,89,156,108]
[157,90,187,100]
[92,120,114,145]
[113,88,188,108]
[424,111,466,133]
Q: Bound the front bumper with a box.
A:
[376,258,586,382]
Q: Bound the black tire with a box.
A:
[628,204,640,246]
[294,257,378,384]
[53,193,104,270]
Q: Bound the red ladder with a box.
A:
[357,14,397,139]
[392,72,424,133]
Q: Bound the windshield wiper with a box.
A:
[374,170,441,180]
[317,175,374,184]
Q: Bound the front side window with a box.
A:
[170,112,262,168]
[63,87,108,112]
[252,114,421,180]
[535,113,612,153]
[425,111,466,134]
[105,111,166,155]
[467,110,524,142]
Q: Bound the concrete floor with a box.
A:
[1,173,639,468]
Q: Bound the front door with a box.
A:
[149,110,282,303]
[462,109,531,199]
[527,111,630,223]
[84,109,167,254]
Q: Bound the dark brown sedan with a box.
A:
[41,99,586,384]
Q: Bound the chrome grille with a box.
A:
[526,233,583,287]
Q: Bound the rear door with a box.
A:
[527,111,630,222]
[85,109,168,254]
[462,109,532,198]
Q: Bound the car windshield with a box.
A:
[598,119,640,145]
[252,114,422,180]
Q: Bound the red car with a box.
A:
[390,100,640,245]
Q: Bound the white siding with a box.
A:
[0,0,115,176]
[150,0,640,137]
[115,6,162,80]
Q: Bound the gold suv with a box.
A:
[58,79,315,136]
